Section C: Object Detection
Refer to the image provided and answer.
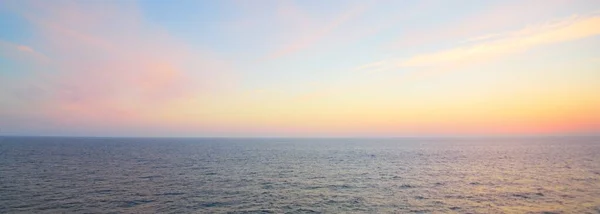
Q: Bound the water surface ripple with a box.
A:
[1,137,599,213]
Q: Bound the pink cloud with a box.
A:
[260,0,443,61]
[0,40,50,63]
[5,0,234,128]
[16,45,34,53]
[355,12,600,80]
[263,2,370,60]
[399,14,600,67]
[390,0,570,49]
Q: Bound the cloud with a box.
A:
[354,60,387,71]
[16,45,33,53]
[353,60,395,73]
[390,0,571,49]
[356,13,600,74]
[2,0,234,128]
[263,2,370,60]
[0,40,50,63]
[399,14,600,67]
[261,0,441,62]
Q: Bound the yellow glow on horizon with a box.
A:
[147,71,600,136]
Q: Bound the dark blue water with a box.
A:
[1,137,599,213]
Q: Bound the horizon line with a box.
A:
[1,133,599,139]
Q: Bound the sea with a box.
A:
[0,136,599,213]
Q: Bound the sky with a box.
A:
[0,0,599,137]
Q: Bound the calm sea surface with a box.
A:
[1,137,599,213]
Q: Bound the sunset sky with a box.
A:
[1,0,599,137]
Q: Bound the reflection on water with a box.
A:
[1,137,599,213]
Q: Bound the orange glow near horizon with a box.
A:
[1,1,599,136]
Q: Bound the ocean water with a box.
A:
[0,137,599,213]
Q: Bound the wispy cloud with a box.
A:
[353,60,395,73]
[390,0,570,49]
[2,0,234,127]
[357,13,600,73]
[263,2,370,60]
[0,40,50,63]
[400,14,600,67]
